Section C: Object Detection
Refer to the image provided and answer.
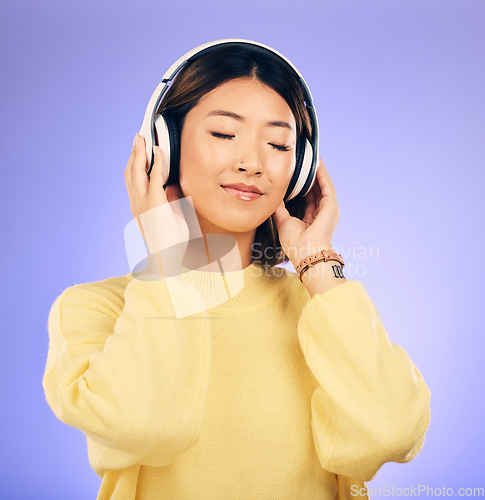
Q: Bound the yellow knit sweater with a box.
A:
[42,263,431,500]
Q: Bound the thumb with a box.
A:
[164,183,182,203]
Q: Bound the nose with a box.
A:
[236,162,262,176]
[235,140,263,176]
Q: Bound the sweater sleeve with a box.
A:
[42,275,212,474]
[297,279,431,482]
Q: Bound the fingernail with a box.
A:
[152,145,158,157]
[134,133,139,147]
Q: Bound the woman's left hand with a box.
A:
[273,158,340,266]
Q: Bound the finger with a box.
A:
[321,161,336,191]
[124,137,137,199]
[164,183,180,203]
[313,161,324,201]
[316,158,337,200]
[133,134,149,195]
[148,145,167,200]
[164,183,187,216]
[302,183,317,223]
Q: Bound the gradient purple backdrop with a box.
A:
[1,0,484,498]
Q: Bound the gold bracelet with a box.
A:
[296,249,345,283]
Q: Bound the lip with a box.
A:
[221,183,263,194]
[221,186,262,201]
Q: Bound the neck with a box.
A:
[183,216,257,272]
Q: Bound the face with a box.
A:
[178,77,297,234]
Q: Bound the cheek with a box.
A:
[178,164,199,202]
[178,146,206,196]
[272,157,295,194]
[270,151,295,178]
[286,153,296,179]
[179,164,215,210]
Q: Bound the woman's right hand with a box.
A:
[124,133,191,274]
[125,133,185,219]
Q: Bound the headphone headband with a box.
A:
[138,38,319,201]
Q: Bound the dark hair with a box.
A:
[155,43,313,269]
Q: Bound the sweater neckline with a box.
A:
[174,261,290,313]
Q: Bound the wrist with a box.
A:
[291,243,334,266]
[294,247,343,278]
[300,260,347,296]
[300,259,343,280]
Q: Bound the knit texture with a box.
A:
[42,263,431,500]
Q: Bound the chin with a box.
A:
[211,215,261,233]
[219,221,258,233]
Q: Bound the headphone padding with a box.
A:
[284,135,307,201]
[153,114,170,184]
[162,113,180,187]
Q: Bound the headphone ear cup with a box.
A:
[284,137,316,202]
[161,112,180,187]
[284,135,307,201]
[153,112,181,187]
[153,114,171,185]
[299,138,316,197]
[294,135,306,177]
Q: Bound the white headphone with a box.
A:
[137,38,319,201]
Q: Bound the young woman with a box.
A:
[43,41,431,500]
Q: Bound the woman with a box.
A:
[42,41,431,500]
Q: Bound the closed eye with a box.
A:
[210,132,291,152]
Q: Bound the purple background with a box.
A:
[1,0,484,498]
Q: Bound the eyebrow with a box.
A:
[205,109,295,134]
